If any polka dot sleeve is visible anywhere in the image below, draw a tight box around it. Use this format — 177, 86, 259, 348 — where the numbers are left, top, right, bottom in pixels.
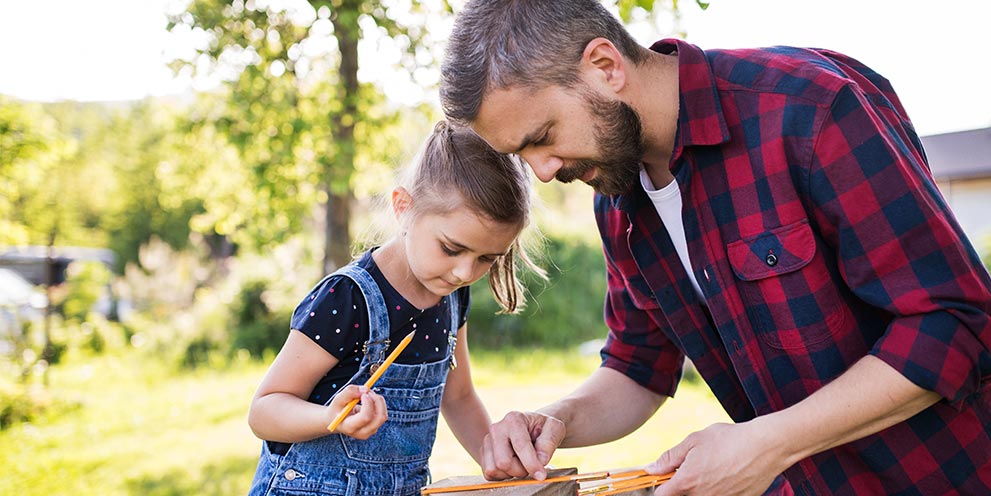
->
289, 274, 368, 361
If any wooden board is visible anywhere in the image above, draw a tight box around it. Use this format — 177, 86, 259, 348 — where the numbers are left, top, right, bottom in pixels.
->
423, 468, 579, 496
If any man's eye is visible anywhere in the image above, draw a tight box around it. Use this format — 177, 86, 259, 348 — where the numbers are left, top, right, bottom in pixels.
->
533, 133, 549, 146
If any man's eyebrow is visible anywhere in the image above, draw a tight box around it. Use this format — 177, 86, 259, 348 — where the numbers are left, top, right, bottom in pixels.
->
512, 126, 544, 154
513, 133, 534, 154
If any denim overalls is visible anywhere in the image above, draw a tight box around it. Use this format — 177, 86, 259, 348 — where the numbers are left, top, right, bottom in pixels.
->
249, 263, 460, 496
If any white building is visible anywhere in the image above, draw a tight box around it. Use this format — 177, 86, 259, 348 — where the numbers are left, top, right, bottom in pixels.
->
921, 127, 991, 254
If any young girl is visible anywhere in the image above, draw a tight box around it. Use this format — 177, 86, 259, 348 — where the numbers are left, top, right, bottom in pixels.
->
247, 121, 542, 496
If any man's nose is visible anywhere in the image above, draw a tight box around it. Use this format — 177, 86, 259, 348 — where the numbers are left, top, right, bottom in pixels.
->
519, 151, 563, 183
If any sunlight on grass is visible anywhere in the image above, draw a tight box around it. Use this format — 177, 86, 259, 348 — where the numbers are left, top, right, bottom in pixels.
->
432, 351, 729, 480
0, 350, 265, 495
0, 347, 727, 494
469, 347, 604, 386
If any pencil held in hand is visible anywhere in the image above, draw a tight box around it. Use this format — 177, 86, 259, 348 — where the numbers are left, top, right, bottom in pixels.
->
327, 330, 416, 432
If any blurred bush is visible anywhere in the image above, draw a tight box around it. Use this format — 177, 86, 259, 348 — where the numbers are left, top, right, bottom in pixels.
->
228, 278, 293, 359
60, 260, 112, 323
1, 229, 613, 382
469, 234, 608, 349
0, 377, 79, 431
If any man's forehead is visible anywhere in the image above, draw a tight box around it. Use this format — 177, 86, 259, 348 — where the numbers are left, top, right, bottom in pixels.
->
472, 86, 547, 153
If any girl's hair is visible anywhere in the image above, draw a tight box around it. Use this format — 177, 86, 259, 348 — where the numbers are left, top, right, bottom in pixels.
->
402, 120, 544, 314
441, 0, 648, 124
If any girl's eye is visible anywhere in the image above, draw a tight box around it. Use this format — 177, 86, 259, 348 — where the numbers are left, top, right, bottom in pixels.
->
479, 256, 498, 265
441, 244, 460, 256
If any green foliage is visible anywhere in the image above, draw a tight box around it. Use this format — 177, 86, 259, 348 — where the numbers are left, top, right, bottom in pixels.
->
1, 97, 205, 270
981, 234, 991, 275
0, 380, 76, 431
229, 279, 293, 359
60, 261, 112, 323
0, 97, 75, 246
616, 0, 709, 20
163, 0, 498, 269
98, 102, 206, 272
0, 351, 264, 495
113, 235, 235, 369
469, 234, 608, 349
109, 234, 323, 367
0, 97, 49, 244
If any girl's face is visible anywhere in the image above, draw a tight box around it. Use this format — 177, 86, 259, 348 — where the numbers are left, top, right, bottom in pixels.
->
400, 205, 520, 302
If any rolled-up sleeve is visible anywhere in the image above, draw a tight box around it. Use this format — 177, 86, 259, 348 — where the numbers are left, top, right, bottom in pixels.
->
808, 83, 991, 403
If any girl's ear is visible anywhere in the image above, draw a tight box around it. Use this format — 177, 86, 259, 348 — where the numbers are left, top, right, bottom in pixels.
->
391, 187, 413, 218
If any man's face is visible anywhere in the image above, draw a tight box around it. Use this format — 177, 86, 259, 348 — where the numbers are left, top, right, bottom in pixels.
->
564, 88, 644, 195
472, 83, 645, 196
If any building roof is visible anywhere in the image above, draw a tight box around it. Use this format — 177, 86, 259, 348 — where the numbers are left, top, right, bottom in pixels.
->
0, 246, 115, 266
921, 127, 991, 181
0, 246, 116, 285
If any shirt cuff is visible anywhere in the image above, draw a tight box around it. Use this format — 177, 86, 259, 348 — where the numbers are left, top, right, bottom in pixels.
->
872, 316, 986, 406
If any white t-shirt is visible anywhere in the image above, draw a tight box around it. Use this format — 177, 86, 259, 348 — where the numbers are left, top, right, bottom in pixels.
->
639, 168, 704, 300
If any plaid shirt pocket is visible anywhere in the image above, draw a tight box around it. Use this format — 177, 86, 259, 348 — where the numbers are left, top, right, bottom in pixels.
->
727, 219, 852, 352
727, 220, 815, 281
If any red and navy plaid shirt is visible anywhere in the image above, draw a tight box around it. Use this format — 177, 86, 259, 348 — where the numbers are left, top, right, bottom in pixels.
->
596, 39, 991, 495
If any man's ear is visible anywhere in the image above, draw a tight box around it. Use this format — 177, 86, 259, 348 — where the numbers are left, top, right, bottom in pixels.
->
580, 37, 627, 93
391, 186, 413, 218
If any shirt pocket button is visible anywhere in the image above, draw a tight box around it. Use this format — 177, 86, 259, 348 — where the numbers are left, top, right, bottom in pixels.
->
765, 253, 778, 266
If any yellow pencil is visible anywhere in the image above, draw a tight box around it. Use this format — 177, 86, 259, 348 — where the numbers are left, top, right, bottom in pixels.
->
327, 330, 416, 432
420, 471, 611, 494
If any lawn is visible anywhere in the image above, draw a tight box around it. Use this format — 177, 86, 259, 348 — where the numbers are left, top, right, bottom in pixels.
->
0, 347, 729, 495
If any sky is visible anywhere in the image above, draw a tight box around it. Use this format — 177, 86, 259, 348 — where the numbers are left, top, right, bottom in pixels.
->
0, 0, 988, 137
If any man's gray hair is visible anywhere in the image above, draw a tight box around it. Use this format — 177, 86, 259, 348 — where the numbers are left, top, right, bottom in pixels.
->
440, 0, 647, 124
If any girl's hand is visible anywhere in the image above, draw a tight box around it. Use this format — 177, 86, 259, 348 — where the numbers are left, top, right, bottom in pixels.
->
328, 385, 388, 439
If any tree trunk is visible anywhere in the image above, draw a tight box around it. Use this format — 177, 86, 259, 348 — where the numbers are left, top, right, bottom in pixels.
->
323, 0, 361, 273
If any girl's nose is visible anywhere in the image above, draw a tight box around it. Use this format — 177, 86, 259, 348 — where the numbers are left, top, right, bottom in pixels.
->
451, 258, 476, 284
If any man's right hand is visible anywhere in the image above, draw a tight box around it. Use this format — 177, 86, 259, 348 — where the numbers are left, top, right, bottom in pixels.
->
480, 410, 566, 480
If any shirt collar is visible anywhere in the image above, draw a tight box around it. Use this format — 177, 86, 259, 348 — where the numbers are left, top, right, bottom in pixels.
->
607, 39, 729, 213
652, 38, 730, 150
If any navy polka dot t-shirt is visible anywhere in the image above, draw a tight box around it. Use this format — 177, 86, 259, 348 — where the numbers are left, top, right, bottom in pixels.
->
291, 249, 470, 405
268, 249, 470, 454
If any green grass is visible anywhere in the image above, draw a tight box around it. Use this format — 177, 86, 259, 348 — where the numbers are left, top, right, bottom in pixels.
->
0, 347, 728, 494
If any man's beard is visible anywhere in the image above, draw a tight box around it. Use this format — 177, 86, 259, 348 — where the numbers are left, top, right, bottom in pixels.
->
554, 91, 645, 196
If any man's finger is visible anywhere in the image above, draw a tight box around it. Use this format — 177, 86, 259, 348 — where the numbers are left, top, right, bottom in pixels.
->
531, 417, 563, 467
508, 419, 548, 479
482, 433, 526, 480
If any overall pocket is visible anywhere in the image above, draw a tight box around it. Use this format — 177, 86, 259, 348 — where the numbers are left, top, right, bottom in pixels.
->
340, 384, 443, 464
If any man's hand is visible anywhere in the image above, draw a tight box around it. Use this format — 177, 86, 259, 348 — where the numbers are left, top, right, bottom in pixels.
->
647, 357, 940, 495
480, 411, 566, 481
647, 422, 786, 496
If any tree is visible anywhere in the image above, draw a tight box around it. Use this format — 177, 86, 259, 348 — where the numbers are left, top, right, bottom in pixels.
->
0, 97, 67, 247
97, 101, 209, 271
166, 0, 704, 272
168, 0, 440, 272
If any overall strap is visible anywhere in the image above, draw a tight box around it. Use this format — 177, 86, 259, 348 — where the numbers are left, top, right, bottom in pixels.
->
446, 289, 460, 369
330, 263, 392, 368
447, 290, 460, 340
